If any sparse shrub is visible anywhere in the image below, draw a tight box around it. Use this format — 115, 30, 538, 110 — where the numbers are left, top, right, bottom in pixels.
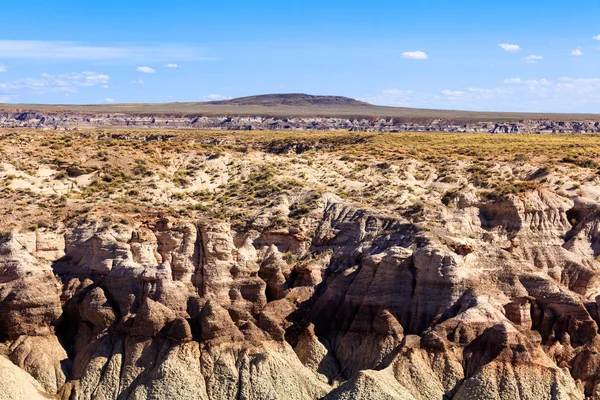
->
442, 189, 461, 206
514, 154, 529, 162
172, 192, 186, 200
481, 181, 539, 201
54, 170, 69, 180
403, 202, 424, 218
289, 203, 311, 218
0, 232, 12, 241
562, 156, 599, 169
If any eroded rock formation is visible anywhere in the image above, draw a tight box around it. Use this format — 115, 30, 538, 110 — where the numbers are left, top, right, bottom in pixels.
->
3, 184, 600, 399
3, 110, 600, 133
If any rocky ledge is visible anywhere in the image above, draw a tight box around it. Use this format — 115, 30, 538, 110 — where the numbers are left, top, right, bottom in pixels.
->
4, 111, 600, 132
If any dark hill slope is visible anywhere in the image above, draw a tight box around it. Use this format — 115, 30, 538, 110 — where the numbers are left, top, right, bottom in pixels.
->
208, 93, 370, 107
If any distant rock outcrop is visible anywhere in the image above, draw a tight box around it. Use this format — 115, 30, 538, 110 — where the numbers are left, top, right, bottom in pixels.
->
3, 110, 600, 132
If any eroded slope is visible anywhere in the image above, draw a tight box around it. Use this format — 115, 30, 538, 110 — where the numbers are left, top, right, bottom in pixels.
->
2, 130, 600, 399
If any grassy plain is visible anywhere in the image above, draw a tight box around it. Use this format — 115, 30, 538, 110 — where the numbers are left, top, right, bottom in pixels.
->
2, 100, 600, 122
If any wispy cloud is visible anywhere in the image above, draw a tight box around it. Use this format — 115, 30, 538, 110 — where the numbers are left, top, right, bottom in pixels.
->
0, 40, 211, 62
0, 65, 6, 72
0, 71, 109, 94
366, 76, 600, 112
401, 51, 428, 60
594, 35, 600, 41
105, 98, 115, 103
441, 89, 467, 96
132, 79, 144, 84
202, 94, 232, 101
361, 89, 414, 106
524, 55, 543, 64
499, 43, 521, 52
571, 48, 583, 56
163, 63, 180, 68
503, 77, 551, 86
555, 77, 600, 92
381, 89, 413, 95
439, 87, 502, 102
136, 66, 155, 74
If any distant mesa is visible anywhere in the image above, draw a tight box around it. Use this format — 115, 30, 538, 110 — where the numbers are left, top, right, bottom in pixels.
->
207, 93, 371, 107
4, 93, 600, 128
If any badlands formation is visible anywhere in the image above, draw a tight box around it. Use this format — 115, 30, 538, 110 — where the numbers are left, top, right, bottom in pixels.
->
3, 128, 600, 399
3, 110, 600, 133
5, 94, 600, 132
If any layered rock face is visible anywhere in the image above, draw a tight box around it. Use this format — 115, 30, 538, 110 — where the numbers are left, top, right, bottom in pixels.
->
4, 186, 600, 399
3, 111, 600, 132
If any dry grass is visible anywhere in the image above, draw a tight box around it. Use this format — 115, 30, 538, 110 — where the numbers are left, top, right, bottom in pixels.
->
1, 129, 599, 232
2, 102, 600, 122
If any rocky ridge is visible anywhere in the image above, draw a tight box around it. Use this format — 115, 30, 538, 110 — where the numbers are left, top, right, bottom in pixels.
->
4, 111, 600, 132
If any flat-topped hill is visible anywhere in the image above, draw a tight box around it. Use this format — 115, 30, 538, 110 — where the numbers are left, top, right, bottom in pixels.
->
208, 93, 370, 107
2, 93, 600, 123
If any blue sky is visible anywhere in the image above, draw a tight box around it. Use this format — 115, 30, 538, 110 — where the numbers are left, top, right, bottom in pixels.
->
1, 0, 600, 112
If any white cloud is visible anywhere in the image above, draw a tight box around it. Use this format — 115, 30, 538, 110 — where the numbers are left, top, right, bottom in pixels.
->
105, 98, 115, 103
401, 51, 428, 60
594, 35, 600, 41
0, 40, 211, 61
102, 84, 109, 89
361, 89, 414, 106
365, 76, 600, 112
0, 71, 109, 94
0, 95, 10, 103
441, 89, 467, 97
571, 49, 583, 56
136, 66, 155, 74
498, 44, 521, 52
382, 89, 413, 95
558, 77, 600, 84
524, 55, 543, 64
467, 87, 494, 94
132, 79, 144, 84
202, 94, 232, 101
503, 77, 551, 86
449, 77, 600, 109
503, 78, 524, 84
163, 63, 180, 68
467, 87, 495, 99
0, 65, 6, 72
555, 77, 600, 92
